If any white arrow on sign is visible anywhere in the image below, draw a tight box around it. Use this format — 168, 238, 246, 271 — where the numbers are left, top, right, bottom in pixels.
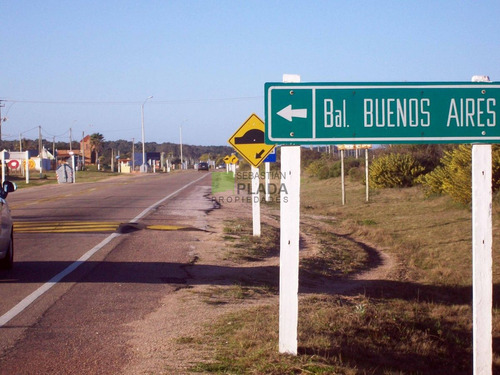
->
277, 105, 308, 122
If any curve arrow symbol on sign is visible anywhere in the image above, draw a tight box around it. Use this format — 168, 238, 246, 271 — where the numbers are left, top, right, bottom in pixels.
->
277, 105, 308, 122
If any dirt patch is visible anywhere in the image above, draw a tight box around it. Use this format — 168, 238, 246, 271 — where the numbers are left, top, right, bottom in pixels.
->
123, 187, 393, 374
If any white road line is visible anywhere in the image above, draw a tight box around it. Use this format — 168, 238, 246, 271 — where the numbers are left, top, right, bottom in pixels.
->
131, 173, 209, 222
0, 173, 210, 327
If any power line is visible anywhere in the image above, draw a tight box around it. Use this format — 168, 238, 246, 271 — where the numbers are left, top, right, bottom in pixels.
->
0, 95, 263, 105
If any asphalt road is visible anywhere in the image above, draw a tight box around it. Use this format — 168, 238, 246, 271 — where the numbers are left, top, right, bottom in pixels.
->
0, 171, 213, 374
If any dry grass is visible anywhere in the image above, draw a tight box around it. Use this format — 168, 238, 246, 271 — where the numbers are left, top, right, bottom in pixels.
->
9, 169, 121, 189
301, 176, 478, 286
186, 174, 500, 374
222, 218, 280, 262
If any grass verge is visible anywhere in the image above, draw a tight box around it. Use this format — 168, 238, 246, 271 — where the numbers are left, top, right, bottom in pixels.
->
7, 169, 121, 189
185, 173, 500, 374
222, 218, 279, 262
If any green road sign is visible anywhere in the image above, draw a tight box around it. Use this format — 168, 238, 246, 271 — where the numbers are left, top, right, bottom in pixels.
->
265, 82, 500, 144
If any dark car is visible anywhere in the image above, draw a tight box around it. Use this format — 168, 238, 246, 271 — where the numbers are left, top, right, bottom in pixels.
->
198, 162, 209, 171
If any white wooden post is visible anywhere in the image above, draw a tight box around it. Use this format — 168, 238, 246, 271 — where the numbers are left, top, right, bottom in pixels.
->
25, 151, 29, 184
341, 149, 346, 205
472, 144, 492, 375
1, 151, 5, 185
365, 149, 369, 202
279, 73, 301, 355
72, 155, 76, 183
279, 145, 301, 354
265, 162, 271, 202
251, 165, 261, 237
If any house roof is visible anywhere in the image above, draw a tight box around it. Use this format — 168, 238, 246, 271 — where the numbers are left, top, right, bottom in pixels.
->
57, 150, 82, 158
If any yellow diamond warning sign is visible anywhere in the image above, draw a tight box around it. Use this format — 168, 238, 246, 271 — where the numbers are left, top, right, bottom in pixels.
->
228, 114, 275, 168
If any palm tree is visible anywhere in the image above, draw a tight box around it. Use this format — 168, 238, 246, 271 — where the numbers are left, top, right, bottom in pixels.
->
89, 133, 104, 169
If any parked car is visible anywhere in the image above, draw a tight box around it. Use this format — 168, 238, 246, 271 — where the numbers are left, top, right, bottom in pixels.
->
198, 162, 209, 171
0, 181, 16, 269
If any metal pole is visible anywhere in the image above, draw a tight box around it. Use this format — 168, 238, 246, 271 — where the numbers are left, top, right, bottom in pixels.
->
141, 104, 145, 171
39, 126, 43, 178
180, 126, 183, 170
132, 138, 135, 172
141, 96, 153, 173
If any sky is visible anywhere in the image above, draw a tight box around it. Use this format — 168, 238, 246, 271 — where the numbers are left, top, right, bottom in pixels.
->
1, 1, 499, 147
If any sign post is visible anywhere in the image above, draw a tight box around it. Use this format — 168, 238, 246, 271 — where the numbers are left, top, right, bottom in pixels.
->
365, 148, 369, 202
229, 114, 274, 237
472, 144, 492, 375
1, 151, 6, 185
251, 165, 261, 237
278, 74, 301, 355
223, 155, 231, 174
263, 148, 277, 202
229, 155, 238, 175
337, 144, 372, 204
25, 151, 30, 184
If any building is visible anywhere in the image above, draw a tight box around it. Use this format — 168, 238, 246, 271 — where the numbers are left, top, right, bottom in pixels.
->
81, 135, 92, 164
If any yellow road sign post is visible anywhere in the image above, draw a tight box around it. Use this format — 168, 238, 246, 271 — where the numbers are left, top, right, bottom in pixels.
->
228, 114, 275, 238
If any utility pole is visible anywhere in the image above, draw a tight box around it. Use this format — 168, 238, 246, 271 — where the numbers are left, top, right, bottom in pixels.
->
180, 126, 183, 169
80, 131, 85, 171
69, 128, 72, 152
38, 126, 43, 178
132, 138, 135, 172
141, 96, 153, 173
53, 136, 56, 169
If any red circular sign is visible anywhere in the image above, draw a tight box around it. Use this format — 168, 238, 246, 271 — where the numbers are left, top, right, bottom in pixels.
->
8, 160, 19, 169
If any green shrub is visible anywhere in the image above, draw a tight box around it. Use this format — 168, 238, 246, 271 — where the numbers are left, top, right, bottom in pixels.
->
329, 162, 342, 178
387, 144, 453, 173
418, 145, 500, 205
348, 166, 365, 182
306, 159, 326, 177
369, 153, 425, 188
317, 165, 331, 180
344, 157, 361, 170
418, 145, 472, 204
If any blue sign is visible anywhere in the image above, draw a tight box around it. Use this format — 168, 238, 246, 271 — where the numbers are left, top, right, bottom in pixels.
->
263, 148, 276, 163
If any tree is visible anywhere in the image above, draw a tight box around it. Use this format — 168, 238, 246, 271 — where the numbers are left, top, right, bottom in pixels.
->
89, 133, 104, 167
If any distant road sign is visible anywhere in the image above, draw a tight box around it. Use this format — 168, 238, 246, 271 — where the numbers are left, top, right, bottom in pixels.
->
337, 144, 372, 150
228, 114, 275, 167
265, 82, 500, 145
